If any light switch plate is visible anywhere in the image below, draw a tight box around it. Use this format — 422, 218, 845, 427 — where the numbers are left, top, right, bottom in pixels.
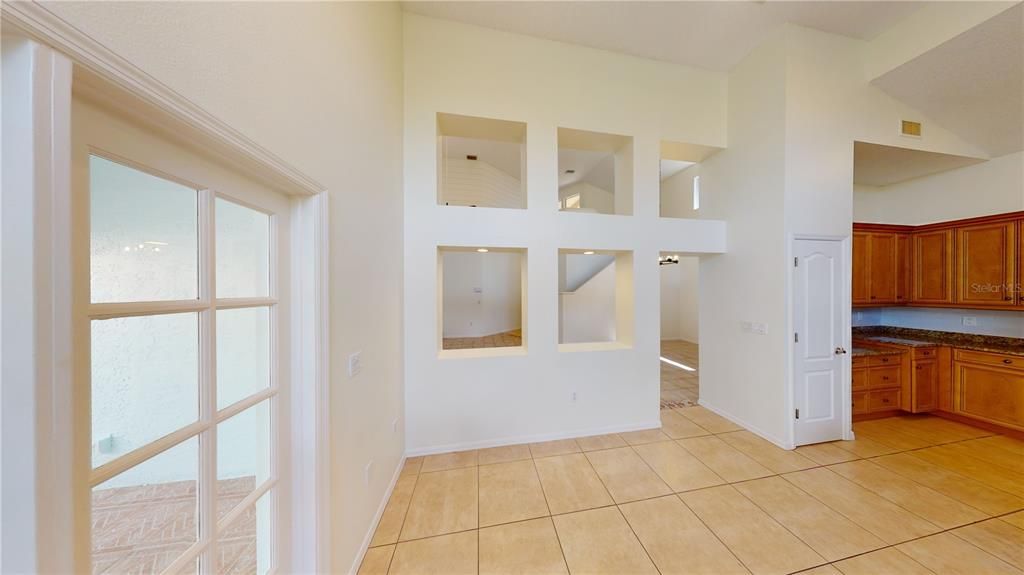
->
348, 351, 363, 377
962, 316, 977, 327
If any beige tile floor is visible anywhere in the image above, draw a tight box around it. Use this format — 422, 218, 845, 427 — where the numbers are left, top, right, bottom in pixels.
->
360, 411, 1024, 575
660, 340, 699, 409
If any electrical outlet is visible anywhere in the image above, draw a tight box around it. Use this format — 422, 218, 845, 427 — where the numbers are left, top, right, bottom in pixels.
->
740, 321, 753, 333
348, 351, 362, 377
364, 461, 373, 486
571, 391, 577, 402
962, 316, 978, 327
751, 322, 768, 335
392, 418, 399, 434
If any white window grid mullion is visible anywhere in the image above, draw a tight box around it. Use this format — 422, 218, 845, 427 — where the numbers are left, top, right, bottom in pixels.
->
268, 211, 281, 572
198, 187, 218, 574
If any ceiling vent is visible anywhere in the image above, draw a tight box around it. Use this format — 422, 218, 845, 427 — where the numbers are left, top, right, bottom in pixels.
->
900, 120, 922, 138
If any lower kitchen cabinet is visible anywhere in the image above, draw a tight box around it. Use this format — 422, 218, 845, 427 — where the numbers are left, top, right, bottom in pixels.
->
953, 350, 1024, 432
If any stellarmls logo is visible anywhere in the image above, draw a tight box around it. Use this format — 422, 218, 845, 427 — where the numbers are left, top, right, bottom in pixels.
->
970, 282, 1022, 294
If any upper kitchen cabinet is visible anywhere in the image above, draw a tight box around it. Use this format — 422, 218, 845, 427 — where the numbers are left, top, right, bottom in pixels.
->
854, 212, 1023, 311
1018, 219, 1024, 308
912, 229, 955, 305
852, 228, 908, 306
955, 220, 1017, 307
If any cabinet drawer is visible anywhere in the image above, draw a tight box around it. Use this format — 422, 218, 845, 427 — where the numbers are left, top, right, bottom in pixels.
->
852, 356, 868, 368
869, 389, 901, 411
869, 366, 900, 389
852, 391, 868, 415
867, 354, 898, 367
955, 349, 1023, 370
852, 367, 869, 391
914, 347, 939, 360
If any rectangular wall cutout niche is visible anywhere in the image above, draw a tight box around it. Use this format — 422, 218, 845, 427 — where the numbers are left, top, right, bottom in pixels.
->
438, 246, 527, 357
658, 140, 722, 219
437, 113, 527, 209
558, 128, 633, 215
558, 249, 634, 351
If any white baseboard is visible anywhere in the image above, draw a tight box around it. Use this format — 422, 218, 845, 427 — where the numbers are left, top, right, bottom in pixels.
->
347, 455, 406, 575
406, 419, 662, 457
698, 399, 793, 450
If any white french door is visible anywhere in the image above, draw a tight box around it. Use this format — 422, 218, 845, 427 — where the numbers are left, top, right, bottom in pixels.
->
792, 238, 846, 446
72, 99, 290, 574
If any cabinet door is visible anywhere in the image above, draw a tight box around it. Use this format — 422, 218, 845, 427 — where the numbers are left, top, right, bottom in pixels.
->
956, 221, 1016, 307
954, 362, 1024, 431
1017, 220, 1023, 307
896, 233, 911, 304
852, 232, 870, 305
868, 233, 897, 304
913, 229, 954, 304
912, 360, 938, 413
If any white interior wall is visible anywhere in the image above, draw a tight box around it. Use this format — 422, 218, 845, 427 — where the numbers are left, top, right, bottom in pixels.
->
560, 261, 616, 343
44, 3, 406, 571
696, 31, 791, 445
441, 157, 524, 209
659, 259, 699, 343
559, 181, 615, 214
853, 151, 1024, 225
660, 163, 701, 218
403, 14, 727, 454
442, 251, 522, 338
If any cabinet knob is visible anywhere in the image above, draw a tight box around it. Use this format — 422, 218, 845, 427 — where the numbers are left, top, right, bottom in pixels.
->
1004, 359, 1014, 365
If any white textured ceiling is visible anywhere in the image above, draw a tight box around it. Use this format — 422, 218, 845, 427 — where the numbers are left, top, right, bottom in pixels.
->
402, 1, 923, 71
872, 4, 1023, 156
853, 141, 985, 186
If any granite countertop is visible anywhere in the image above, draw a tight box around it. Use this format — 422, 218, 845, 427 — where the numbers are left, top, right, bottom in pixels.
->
851, 346, 903, 357
853, 326, 1024, 357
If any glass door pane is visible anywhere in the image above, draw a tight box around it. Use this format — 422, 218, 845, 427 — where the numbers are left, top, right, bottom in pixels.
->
91, 313, 199, 468
90, 156, 199, 303
216, 307, 271, 409
215, 198, 270, 299
91, 438, 199, 574
216, 400, 272, 518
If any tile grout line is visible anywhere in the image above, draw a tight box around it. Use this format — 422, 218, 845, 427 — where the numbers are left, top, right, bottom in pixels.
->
527, 457, 571, 575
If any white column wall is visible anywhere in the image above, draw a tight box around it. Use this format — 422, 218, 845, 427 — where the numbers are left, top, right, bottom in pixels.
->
403, 14, 728, 453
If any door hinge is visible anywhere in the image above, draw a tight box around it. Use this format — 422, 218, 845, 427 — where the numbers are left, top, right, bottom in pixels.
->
794, 257, 798, 267
795, 408, 800, 419
794, 332, 799, 343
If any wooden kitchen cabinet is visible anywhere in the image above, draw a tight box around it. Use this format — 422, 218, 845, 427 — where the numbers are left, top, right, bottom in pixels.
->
913, 229, 955, 304
911, 359, 939, 412
956, 221, 1017, 307
953, 350, 1024, 432
896, 233, 912, 303
1017, 219, 1024, 307
852, 231, 898, 305
851, 352, 903, 416
852, 232, 870, 305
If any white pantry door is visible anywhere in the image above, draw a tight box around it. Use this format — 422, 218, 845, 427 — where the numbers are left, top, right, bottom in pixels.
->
792, 238, 846, 446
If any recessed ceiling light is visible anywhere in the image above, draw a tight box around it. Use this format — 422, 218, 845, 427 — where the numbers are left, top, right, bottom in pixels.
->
583, 251, 595, 255
476, 248, 489, 253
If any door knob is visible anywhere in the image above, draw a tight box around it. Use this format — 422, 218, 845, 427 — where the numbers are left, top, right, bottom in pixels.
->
835, 347, 848, 355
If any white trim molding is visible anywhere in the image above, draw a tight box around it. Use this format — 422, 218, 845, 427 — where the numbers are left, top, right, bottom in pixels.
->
0, 1, 327, 198
1, 36, 75, 574
290, 191, 331, 574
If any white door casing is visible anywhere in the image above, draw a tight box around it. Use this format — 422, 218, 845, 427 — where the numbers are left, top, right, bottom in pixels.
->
792, 238, 846, 446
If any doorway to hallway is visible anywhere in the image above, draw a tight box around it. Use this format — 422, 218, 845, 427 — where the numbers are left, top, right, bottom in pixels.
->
660, 340, 700, 409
